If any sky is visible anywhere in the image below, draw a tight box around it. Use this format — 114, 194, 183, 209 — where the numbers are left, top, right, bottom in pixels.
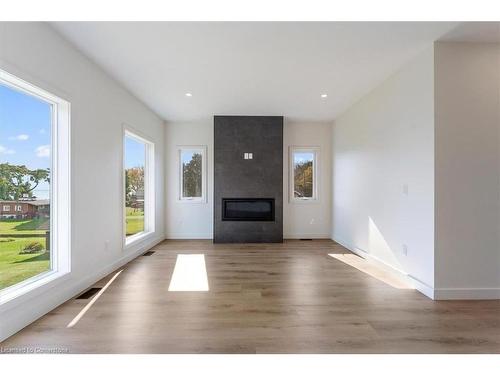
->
181, 150, 198, 165
294, 152, 314, 165
124, 136, 145, 169
0, 83, 51, 200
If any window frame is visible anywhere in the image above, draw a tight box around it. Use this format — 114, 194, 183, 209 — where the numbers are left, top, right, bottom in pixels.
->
123, 126, 156, 249
289, 146, 320, 203
177, 145, 207, 204
0, 68, 71, 304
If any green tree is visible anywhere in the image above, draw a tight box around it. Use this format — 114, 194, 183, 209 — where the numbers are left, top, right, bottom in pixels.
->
125, 166, 144, 208
0, 163, 50, 201
294, 161, 313, 197
183, 153, 202, 197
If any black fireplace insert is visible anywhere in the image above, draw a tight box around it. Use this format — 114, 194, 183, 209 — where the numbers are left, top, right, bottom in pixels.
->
222, 198, 275, 221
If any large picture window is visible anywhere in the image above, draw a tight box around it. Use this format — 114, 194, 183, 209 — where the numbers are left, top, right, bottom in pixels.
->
178, 146, 206, 202
124, 128, 154, 246
289, 146, 319, 202
0, 69, 70, 299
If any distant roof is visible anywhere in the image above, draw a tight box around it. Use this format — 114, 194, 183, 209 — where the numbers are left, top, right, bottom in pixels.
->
29, 200, 50, 206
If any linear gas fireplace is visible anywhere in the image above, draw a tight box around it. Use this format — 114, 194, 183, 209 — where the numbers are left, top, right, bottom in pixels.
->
222, 198, 275, 221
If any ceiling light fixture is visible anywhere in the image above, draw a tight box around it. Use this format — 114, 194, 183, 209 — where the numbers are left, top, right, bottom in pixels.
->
185, 92, 192, 97
321, 94, 328, 98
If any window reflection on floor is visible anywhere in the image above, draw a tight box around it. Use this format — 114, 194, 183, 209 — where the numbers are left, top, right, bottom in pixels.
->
67, 269, 123, 328
328, 253, 414, 289
168, 254, 209, 292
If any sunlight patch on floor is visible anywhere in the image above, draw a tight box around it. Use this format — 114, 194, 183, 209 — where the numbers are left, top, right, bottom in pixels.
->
168, 254, 209, 292
67, 269, 123, 328
328, 253, 414, 289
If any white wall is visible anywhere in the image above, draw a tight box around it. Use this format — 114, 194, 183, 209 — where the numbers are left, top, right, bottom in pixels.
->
165, 120, 214, 239
284, 121, 332, 238
332, 47, 435, 295
434, 42, 500, 298
0, 22, 165, 341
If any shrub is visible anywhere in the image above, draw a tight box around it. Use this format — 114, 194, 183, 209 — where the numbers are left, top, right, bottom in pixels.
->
20, 241, 45, 254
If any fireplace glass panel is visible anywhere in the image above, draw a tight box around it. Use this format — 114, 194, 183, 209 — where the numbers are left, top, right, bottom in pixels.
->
222, 198, 274, 221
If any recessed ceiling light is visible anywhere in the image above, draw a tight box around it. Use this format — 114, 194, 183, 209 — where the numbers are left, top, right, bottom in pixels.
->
321, 94, 328, 98
185, 93, 192, 97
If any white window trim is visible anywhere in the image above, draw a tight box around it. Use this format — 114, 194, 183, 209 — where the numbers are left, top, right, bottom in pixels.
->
289, 146, 320, 203
0, 68, 71, 305
177, 145, 207, 204
123, 125, 156, 249
3, 205, 10, 211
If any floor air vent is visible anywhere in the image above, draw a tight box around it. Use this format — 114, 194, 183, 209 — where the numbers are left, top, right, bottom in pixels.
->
300, 238, 313, 241
143, 251, 155, 256
76, 287, 101, 299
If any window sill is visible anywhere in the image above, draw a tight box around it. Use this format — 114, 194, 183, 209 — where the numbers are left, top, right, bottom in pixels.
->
0, 269, 70, 307
124, 231, 155, 250
178, 198, 207, 204
290, 198, 320, 204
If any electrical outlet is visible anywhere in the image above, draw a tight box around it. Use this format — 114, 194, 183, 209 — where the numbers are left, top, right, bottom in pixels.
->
402, 244, 408, 256
310, 218, 315, 225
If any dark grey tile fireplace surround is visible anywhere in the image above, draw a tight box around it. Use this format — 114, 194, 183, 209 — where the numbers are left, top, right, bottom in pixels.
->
214, 116, 283, 243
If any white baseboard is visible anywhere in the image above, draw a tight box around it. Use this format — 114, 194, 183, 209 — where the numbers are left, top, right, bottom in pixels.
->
0, 235, 165, 342
165, 233, 213, 239
284, 233, 331, 239
408, 275, 435, 299
331, 235, 435, 300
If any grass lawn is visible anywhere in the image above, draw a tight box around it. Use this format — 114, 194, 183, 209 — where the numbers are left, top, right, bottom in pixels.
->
0, 218, 50, 290
0, 217, 49, 235
125, 207, 144, 236
0, 237, 50, 290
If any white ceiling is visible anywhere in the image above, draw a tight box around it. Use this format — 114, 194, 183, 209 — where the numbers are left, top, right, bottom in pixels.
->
52, 22, 464, 122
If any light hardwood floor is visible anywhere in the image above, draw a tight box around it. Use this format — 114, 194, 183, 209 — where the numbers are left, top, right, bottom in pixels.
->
2, 240, 500, 353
